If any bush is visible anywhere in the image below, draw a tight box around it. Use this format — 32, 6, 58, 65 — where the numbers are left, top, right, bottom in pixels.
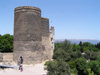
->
46, 40, 100, 75
53, 48, 71, 62
45, 60, 71, 75
0, 34, 13, 52
88, 61, 100, 75
75, 58, 88, 75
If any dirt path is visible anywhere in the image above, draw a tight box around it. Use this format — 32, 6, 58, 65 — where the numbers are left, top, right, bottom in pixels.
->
0, 63, 47, 75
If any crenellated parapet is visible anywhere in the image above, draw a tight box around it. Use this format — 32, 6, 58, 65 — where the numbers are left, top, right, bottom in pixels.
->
15, 6, 41, 15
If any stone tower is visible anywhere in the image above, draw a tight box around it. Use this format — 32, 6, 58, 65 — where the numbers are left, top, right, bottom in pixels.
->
13, 6, 54, 64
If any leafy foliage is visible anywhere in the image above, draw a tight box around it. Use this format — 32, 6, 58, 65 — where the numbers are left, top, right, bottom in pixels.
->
45, 40, 71, 75
87, 68, 94, 75
75, 58, 88, 75
45, 40, 100, 75
45, 60, 70, 75
95, 42, 100, 49
0, 34, 13, 52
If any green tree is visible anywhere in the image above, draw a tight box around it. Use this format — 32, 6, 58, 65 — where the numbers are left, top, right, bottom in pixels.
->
62, 40, 72, 52
70, 51, 82, 60
84, 50, 98, 60
75, 58, 88, 75
82, 42, 99, 52
79, 41, 83, 52
88, 61, 100, 75
45, 60, 71, 75
53, 48, 71, 62
46, 40, 100, 75
95, 42, 100, 49
53, 40, 72, 62
72, 44, 80, 51
0, 34, 13, 52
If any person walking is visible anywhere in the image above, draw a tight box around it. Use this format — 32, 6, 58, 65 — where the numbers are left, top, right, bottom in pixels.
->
18, 56, 23, 72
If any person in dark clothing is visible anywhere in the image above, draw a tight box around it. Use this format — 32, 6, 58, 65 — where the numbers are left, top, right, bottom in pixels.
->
19, 56, 23, 64
18, 56, 23, 72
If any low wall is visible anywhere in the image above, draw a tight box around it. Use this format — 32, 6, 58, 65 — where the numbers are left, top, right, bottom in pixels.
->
0, 53, 13, 62
0, 53, 3, 62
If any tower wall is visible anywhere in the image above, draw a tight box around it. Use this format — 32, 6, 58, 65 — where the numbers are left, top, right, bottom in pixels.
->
14, 6, 42, 41
41, 17, 53, 60
13, 6, 54, 64
41, 17, 49, 36
14, 6, 44, 64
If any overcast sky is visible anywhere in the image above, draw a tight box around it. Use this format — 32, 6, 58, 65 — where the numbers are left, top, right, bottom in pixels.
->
0, 0, 100, 40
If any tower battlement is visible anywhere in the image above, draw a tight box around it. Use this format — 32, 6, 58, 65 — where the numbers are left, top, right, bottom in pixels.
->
15, 6, 41, 14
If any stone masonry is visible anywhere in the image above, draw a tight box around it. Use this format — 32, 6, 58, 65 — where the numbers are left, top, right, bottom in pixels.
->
13, 6, 54, 64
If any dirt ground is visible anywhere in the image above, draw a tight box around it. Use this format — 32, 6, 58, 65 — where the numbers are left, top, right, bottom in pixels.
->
0, 62, 47, 75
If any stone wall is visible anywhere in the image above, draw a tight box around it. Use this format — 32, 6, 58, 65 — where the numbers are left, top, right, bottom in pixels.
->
42, 36, 51, 60
0, 53, 13, 62
0, 53, 3, 62
13, 6, 54, 64
14, 6, 42, 41
41, 17, 49, 36
13, 41, 45, 64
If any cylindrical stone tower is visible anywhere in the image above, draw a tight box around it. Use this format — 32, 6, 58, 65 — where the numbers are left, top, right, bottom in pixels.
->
14, 6, 41, 41
13, 6, 43, 64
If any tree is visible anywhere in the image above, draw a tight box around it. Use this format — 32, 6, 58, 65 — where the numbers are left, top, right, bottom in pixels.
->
46, 40, 100, 75
88, 61, 100, 75
53, 40, 72, 62
95, 42, 100, 49
62, 40, 72, 52
0, 34, 13, 52
45, 60, 71, 75
53, 48, 71, 62
82, 42, 99, 52
79, 41, 83, 52
75, 58, 88, 75
72, 44, 80, 51
70, 51, 82, 60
